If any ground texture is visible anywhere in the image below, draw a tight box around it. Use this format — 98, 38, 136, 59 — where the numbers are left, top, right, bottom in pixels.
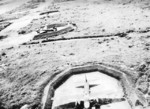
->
1, 0, 150, 109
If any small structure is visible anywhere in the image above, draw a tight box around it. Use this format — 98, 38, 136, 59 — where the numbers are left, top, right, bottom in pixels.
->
33, 23, 76, 40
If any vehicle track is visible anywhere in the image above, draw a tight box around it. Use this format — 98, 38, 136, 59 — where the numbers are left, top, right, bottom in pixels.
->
22, 28, 150, 45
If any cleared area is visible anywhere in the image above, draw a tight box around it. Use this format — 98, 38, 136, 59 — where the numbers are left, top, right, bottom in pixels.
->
52, 71, 131, 109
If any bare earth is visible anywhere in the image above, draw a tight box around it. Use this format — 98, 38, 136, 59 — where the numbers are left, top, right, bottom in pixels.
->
1, 0, 150, 109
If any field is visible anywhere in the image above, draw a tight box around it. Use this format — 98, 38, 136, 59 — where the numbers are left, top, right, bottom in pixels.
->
1, 0, 150, 109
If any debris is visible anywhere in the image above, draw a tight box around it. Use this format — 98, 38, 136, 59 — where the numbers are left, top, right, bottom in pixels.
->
128, 45, 134, 48
136, 74, 149, 95
115, 32, 127, 37
0, 35, 7, 40
69, 53, 75, 55
134, 105, 143, 109
20, 104, 30, 109
0, 22, 11, 31
1, 52, 6, 56
102, 29, 105, 32
138, 62, 148, 73
40, 10, 59, 15
18, 30, 26, 34
137, 82, 149, 94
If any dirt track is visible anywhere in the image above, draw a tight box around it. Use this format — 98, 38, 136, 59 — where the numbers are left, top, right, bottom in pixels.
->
1, 0, 150, 109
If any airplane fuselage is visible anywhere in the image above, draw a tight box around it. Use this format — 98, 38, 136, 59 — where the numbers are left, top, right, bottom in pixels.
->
83, 76, 90, 109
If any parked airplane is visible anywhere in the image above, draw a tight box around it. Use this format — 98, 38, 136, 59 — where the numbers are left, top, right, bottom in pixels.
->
76, 75, 99, 109
52, 75, 125, 109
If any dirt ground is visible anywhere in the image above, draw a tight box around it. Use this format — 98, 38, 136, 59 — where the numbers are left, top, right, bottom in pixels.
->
1, 0, 150, 109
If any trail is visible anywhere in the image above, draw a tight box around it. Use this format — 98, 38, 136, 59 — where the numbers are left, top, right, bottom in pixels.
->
0, 0, 30, 15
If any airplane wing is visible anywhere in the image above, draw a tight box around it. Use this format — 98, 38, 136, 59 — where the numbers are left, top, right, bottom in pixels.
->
87, 97, 125, 108
52, 94, 84, 106
76, 85, 84, 88
89, 84, 99, 88
53, 102, 75, 109
76, 84, 99, 89
54, 101, 84, 109
89, 92, 125, 106
97, 98, 125, 104
53, 98, 125, 109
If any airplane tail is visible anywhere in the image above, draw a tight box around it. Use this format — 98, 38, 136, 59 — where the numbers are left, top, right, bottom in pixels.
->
85, 75, 88, 82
